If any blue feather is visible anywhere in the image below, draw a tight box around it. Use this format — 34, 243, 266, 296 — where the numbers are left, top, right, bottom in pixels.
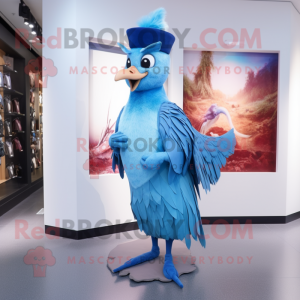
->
111, 107, 125, 178
142, 181, 150, 208
136, 200, 147, 221
156, 200, 164, 219
149, 181, 161, 205
185, 235, 191, 249
137, 8, 168, 30
149, 198, 156, 211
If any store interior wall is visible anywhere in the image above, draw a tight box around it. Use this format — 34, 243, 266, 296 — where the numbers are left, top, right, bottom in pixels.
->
43, 1, 78, 228
286, 6, 300, 215
44, 0, 300, 230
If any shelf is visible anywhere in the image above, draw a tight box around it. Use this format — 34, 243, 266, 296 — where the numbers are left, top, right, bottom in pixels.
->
0, 86, 23, 96
5, 131, 25, 137
3, 175, 17, 179
5, 112, 25, 117
0, 65, 17, 74
0, 178, 11, 185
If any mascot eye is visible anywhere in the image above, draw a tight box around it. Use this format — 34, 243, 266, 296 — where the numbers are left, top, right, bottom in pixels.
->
141, 54, 155, 68
126, 58, 131, 68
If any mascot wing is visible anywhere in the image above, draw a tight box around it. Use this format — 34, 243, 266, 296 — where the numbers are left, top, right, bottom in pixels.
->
159, 102, 236, 197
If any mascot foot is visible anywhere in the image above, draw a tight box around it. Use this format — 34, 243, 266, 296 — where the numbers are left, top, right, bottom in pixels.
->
163, 254, 183, 288
113, 246, 160, 273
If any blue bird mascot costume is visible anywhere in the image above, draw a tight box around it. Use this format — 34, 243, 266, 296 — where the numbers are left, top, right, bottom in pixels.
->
109, 8, 236, 288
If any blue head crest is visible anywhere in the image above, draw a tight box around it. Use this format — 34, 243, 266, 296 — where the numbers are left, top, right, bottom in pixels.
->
115, 8, 175, 92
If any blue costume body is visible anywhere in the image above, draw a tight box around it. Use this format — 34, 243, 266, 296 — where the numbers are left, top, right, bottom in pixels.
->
109, 8, 235, 288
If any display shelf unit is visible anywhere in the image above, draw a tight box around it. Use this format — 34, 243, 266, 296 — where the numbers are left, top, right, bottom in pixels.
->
0, 39, 28, 186
0, 16, 43, 217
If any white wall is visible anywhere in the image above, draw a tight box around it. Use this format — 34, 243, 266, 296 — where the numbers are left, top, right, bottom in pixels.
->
286, 6, 300, 215
43, 0, 78, 228
44, 0, 300, 230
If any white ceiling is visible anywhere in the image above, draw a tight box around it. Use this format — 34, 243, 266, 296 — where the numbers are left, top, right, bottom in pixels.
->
0, 0, 300, 57
0, 0, 42, 55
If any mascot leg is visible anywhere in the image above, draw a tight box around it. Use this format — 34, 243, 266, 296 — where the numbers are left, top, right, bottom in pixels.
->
163, 239, 184, 288
113, 236, 160, 272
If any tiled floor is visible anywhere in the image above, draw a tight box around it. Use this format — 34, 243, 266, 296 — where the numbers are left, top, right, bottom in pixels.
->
0, 188, 300, 300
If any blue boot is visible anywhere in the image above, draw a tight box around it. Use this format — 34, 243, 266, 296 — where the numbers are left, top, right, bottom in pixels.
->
113, 236, 160, 273
163, 239, 183, 288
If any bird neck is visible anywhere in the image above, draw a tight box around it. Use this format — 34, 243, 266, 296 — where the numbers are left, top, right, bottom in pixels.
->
128, 86, 168, 108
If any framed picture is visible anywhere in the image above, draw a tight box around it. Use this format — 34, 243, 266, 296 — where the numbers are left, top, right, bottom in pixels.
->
183, 50, 278, 172
89, 40, 129, 175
